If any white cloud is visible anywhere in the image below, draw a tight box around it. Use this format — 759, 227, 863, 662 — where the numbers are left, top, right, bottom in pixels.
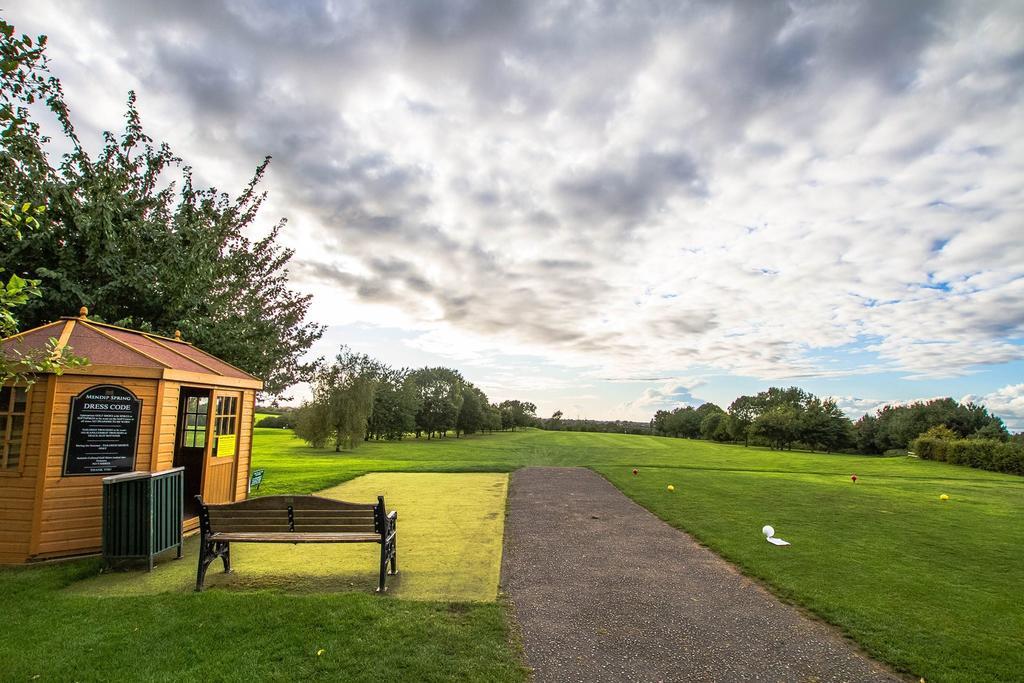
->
962, 384, 1024, 432
616, 378, 709, 421
9, 0, 1024, 394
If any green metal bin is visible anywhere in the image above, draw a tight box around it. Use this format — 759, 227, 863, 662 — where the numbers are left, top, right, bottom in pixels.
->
102, 467, 184, 570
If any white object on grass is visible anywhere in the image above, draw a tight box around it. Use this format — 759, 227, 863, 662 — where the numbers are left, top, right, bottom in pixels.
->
762, 524, 790, 546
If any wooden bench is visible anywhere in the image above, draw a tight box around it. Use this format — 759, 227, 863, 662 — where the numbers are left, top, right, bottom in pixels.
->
194, 494, 397, 592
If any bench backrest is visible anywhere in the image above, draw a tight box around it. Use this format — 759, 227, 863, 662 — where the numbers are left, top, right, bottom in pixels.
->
199, 495, 385, 535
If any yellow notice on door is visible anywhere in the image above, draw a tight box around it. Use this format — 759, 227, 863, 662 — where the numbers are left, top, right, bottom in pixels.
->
216, 433, 237, 457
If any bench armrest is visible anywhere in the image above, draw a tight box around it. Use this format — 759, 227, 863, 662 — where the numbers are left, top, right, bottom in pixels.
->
383, 509, 397, 540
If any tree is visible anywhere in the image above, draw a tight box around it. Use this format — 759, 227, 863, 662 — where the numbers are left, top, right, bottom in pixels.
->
456, 383, 490, 436
700, 411, 727, 441
971, 421, 1009, 441
295, 348, 379, 451
293, 401, 331, 449
651, 404, 717, 439
696, 402, 724, 419
853, 413, 880, 453
0, 17, 67, 189
652, 409, 673, 436
799, 398, 852, 452
674, 407, 703, 437
497, 400, 537, 431
409, 367, 464, 438
1, 194, 85, 384
751, 406, 800, 450
853, 398, 1008, 453
727, 395, 758, 446
724, 387, 814, 448
921, 424, 958, 441
325, 349, 378, 450
0, 21, 85, 384
0, 20, 322, 397
366, 367, 419, 440
484, 403, 503, 433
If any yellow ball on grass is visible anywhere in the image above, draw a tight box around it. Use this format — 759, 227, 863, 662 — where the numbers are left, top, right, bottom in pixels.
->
939, 493, 949, 501
667, 484, 675, 492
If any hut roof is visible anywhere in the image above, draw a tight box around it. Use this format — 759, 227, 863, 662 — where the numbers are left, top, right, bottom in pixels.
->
2, 311, 262, 389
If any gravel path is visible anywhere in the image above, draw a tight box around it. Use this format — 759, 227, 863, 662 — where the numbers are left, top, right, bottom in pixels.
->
501, 467, 902, 683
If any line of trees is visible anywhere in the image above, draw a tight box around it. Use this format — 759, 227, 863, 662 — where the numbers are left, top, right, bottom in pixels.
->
291, 347, 536, 450
647, 386, 1010, 455
540, 411, 653, 435
852, 397, 1008, 453
651, 387, 852, 452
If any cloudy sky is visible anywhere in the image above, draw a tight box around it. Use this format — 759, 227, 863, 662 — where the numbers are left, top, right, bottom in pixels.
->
11, 1, 1024, 428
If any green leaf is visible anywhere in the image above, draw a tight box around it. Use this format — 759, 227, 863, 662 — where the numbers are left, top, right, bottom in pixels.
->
6, 273, 27, 291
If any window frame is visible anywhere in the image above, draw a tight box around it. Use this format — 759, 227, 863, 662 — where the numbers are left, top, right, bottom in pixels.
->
213, 394, 240, 458
0, 384, 30, 475
180, 394, 210, 449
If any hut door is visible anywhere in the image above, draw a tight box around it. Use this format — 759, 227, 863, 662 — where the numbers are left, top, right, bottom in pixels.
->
174, 388, 211, 518
202, 390, 240, 505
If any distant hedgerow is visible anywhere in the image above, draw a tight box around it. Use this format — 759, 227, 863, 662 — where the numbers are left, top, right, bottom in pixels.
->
256, 414, 296, 429
912, 437, 1023, 476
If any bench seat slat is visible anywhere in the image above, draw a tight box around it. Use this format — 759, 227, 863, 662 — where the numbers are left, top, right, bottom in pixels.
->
209, 531, 381, 543
208, 519, 292, 526
208, 524, 294, 533
209, 512, 373, 521
293, 517, 375, 525
292, 524, 377, 533
208, 509, 290, 519
292, 511, 375, 519
289, 498, 377, 511
210, 525, 376, 533
207, 514, 288, 523
205, 495, 376, 512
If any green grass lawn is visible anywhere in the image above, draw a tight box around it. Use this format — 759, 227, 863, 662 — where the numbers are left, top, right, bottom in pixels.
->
2, 561, 523, 682
3, 428, 1021, 682
247, 428, 1024, 683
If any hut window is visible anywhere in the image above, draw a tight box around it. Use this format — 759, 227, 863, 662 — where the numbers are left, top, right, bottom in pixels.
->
1, 386, 28, 470
213, 395, 239, 457
181, 395, 209, 448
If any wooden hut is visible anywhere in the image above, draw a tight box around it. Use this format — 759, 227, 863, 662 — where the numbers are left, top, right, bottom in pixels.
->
0, 309, 263, 564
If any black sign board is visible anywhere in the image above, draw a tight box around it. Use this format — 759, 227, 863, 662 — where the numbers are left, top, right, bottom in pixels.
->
63, 384, 142, 476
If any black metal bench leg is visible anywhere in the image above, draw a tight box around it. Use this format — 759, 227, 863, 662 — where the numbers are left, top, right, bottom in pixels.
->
196, 543, 213, 592
389, 537, 397, 575
220, 542, 232, 573
377, 544, 388, 593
